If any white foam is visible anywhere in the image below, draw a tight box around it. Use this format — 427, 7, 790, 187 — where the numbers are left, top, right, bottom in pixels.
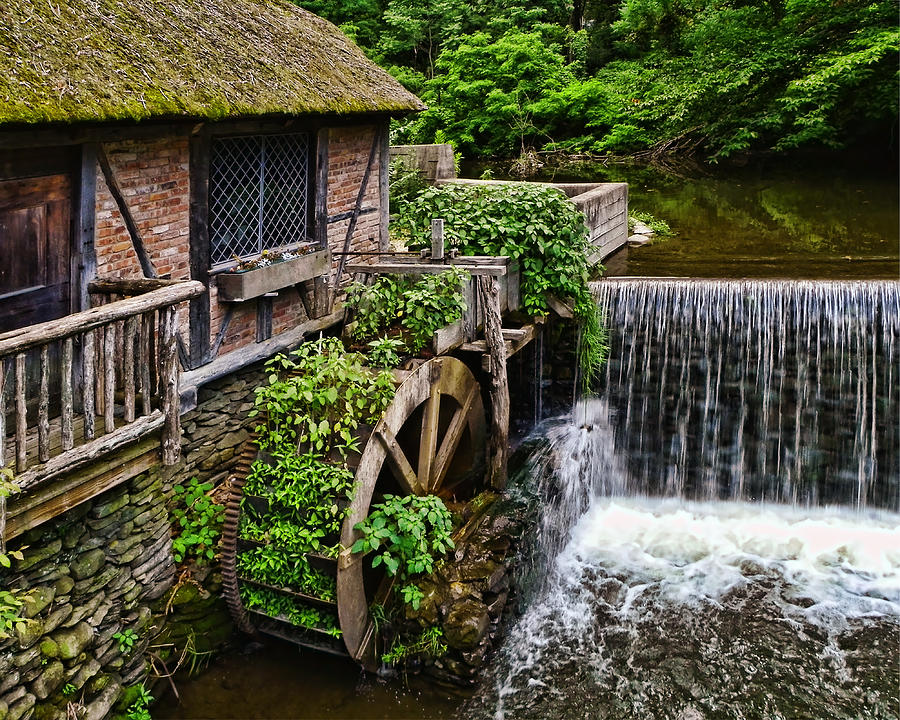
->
559, 498, 900, 618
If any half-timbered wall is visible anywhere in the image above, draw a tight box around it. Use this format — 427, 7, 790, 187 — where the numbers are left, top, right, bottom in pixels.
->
88, 122, 387, 366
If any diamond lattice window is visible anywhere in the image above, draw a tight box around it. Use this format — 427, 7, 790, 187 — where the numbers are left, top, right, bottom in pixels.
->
209, 133, 311, 266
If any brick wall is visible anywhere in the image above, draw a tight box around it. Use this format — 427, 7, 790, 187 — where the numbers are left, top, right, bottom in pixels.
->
92, 123, 386, 361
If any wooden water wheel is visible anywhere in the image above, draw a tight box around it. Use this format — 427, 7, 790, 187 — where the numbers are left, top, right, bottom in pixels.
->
221, 356, 486, 666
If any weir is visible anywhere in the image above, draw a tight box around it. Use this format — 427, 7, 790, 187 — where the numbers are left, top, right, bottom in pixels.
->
592, 278, 900, 510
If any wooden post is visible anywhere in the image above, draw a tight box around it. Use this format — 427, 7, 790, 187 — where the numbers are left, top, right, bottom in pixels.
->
160, 306, 181, 465
104, 324, 116, 433
38, 345, 50, 463
123, 316, 136, 422
83, 330, 96, 441
431, 219, 445, 261
478, 275, 509, 490
15, 353, 26, 473
61, 338, 74, 452
139, 313, 152, 416
0, 359, 6, 468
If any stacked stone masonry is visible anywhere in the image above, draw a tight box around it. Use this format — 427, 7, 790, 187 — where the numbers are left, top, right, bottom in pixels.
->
0, 473, 173, 720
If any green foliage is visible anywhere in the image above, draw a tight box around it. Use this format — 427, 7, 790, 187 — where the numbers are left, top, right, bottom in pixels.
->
377, 0, 896, 158
0, 469, 26, 639
62, 684, 77, 698
367, 336, 406, 368
251, 336, 395, 455
629, 210, 674, 237
346, 268, 468, 353
382, 626, 448, 666
171, 477, 225, 565
352, 494, 454, 609
394, 182, 607, 388
240, 585, 342, 637
123, 683, 153, 720
113, 628, 139, 654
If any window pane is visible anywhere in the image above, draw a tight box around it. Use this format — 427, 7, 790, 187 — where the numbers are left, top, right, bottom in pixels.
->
209, 136, 262, 265
208, 133, 311, 267
262, 134, 310, 248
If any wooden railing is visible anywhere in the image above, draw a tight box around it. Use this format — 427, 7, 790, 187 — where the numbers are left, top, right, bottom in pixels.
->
0, 280, 205, 488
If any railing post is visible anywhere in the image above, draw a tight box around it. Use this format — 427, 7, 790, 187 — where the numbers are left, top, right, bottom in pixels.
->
160, 306, 181, 465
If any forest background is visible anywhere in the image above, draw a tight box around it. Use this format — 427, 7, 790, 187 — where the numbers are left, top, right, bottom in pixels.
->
296, 0, 897, 162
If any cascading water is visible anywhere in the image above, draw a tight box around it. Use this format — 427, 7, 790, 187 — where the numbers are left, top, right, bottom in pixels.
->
463, 279, 900, 720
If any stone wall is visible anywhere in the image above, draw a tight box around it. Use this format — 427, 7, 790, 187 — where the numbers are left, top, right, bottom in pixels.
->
0, 472, 172, 720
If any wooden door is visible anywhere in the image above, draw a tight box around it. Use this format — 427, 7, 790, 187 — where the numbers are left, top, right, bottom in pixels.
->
0, 174, 73, 334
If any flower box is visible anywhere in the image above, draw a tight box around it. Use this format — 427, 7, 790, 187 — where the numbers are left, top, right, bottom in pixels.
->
216, 248, 331, 302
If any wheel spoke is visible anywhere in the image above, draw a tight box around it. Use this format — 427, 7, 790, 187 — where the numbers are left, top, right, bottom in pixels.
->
417, 384, 441, 493
432, 383, 477, 490
375, 426, 421, 494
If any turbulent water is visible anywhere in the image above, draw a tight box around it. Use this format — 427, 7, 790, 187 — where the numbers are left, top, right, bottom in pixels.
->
464, 280, 900, 720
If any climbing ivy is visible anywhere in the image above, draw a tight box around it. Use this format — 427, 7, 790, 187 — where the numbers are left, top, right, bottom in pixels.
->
395, 182, 608, 391
171, 477, 225, 565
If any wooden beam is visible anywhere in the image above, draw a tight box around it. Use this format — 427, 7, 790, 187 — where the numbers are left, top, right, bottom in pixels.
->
97, 145, 157, 279
378, 122, 390, 252
375, 427, 420, 495
479, 275, 509, 490
75, 143, 98, 313
344, 262, 508, 276
330, 131, 381, 308
4, 438, 159, 540
89, 277, 187, 295
314, 127, 329, 249
15, 411, 164, 490
189, 126, 212, 368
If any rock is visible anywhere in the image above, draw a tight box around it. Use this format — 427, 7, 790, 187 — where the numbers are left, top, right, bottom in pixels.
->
486, 591, 508, 619
81, 677, 121, 720
628, 234, 653, 247
52, 623, 93, 660
15, 621, 44, 651
41, 605, 72, 635
632, 221, 655, 235
12, 647, 40, 668
22, 588, 55, 619
30, 661, 64, 700
16, 541, 62, 572
37, 640, 58, 660
67, 659, 100, 690
5, 693, 34, 720
70, 550, 105, 581
0, 671, 20, 695
443, 599, 489, 651
52, 577, 74, 598
0, 699, 6, 720
90, 493, 130, 520
64, 592, 106, 627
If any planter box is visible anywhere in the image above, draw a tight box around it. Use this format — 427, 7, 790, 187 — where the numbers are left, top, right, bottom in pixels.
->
216, 249, 331, 302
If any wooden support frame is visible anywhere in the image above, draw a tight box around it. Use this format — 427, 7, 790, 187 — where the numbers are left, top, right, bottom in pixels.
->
479, 275, 509, 490
189, 125, 213, 368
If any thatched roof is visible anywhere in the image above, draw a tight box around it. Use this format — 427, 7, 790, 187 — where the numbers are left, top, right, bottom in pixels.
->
0, 0, 425, 125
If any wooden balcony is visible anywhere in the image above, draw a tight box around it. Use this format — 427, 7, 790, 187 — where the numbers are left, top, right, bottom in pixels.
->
1, 279, 205, 538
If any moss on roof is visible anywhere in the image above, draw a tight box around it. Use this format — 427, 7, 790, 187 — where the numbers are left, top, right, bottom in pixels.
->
0, 0, 425, 125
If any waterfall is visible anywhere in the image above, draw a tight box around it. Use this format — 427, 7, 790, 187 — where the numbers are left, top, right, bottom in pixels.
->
592, 278, 900, 511
463, 278, 900, 720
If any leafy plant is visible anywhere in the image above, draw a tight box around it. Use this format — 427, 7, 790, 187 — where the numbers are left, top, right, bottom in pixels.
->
123, 683, 153, 720
396, 182, 608, 390
352, 494, 454, 610
0, 469, 26, 639
367, 335, 406, 368
62, 684, 77, 697
239, 585, 342, 637
382, 626, 448, 666
114, 628, 138, 654
629, 210, 674, 237
251, 336, 395, 455
346, 268, 468, 353
171, 477, 225, 565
